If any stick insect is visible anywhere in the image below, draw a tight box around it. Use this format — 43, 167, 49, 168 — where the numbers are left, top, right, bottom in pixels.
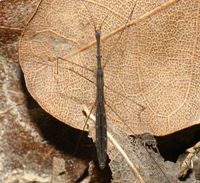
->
78, 0, 140, 169
67, 0, 139, 170
94, 26, 107, 169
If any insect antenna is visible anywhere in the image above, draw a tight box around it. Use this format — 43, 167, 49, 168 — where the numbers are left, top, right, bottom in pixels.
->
102, 0, 138, 69
81, 0, 97, 30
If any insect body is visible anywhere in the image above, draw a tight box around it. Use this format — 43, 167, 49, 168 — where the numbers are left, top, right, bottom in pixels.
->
95, 28, 107, 169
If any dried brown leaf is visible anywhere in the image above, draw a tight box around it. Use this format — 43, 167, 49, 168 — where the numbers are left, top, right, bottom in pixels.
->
19, 0, 200, 137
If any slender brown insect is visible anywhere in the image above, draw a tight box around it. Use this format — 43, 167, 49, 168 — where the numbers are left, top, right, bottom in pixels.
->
79, 0, 139, 169
95, 27, 107, 169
